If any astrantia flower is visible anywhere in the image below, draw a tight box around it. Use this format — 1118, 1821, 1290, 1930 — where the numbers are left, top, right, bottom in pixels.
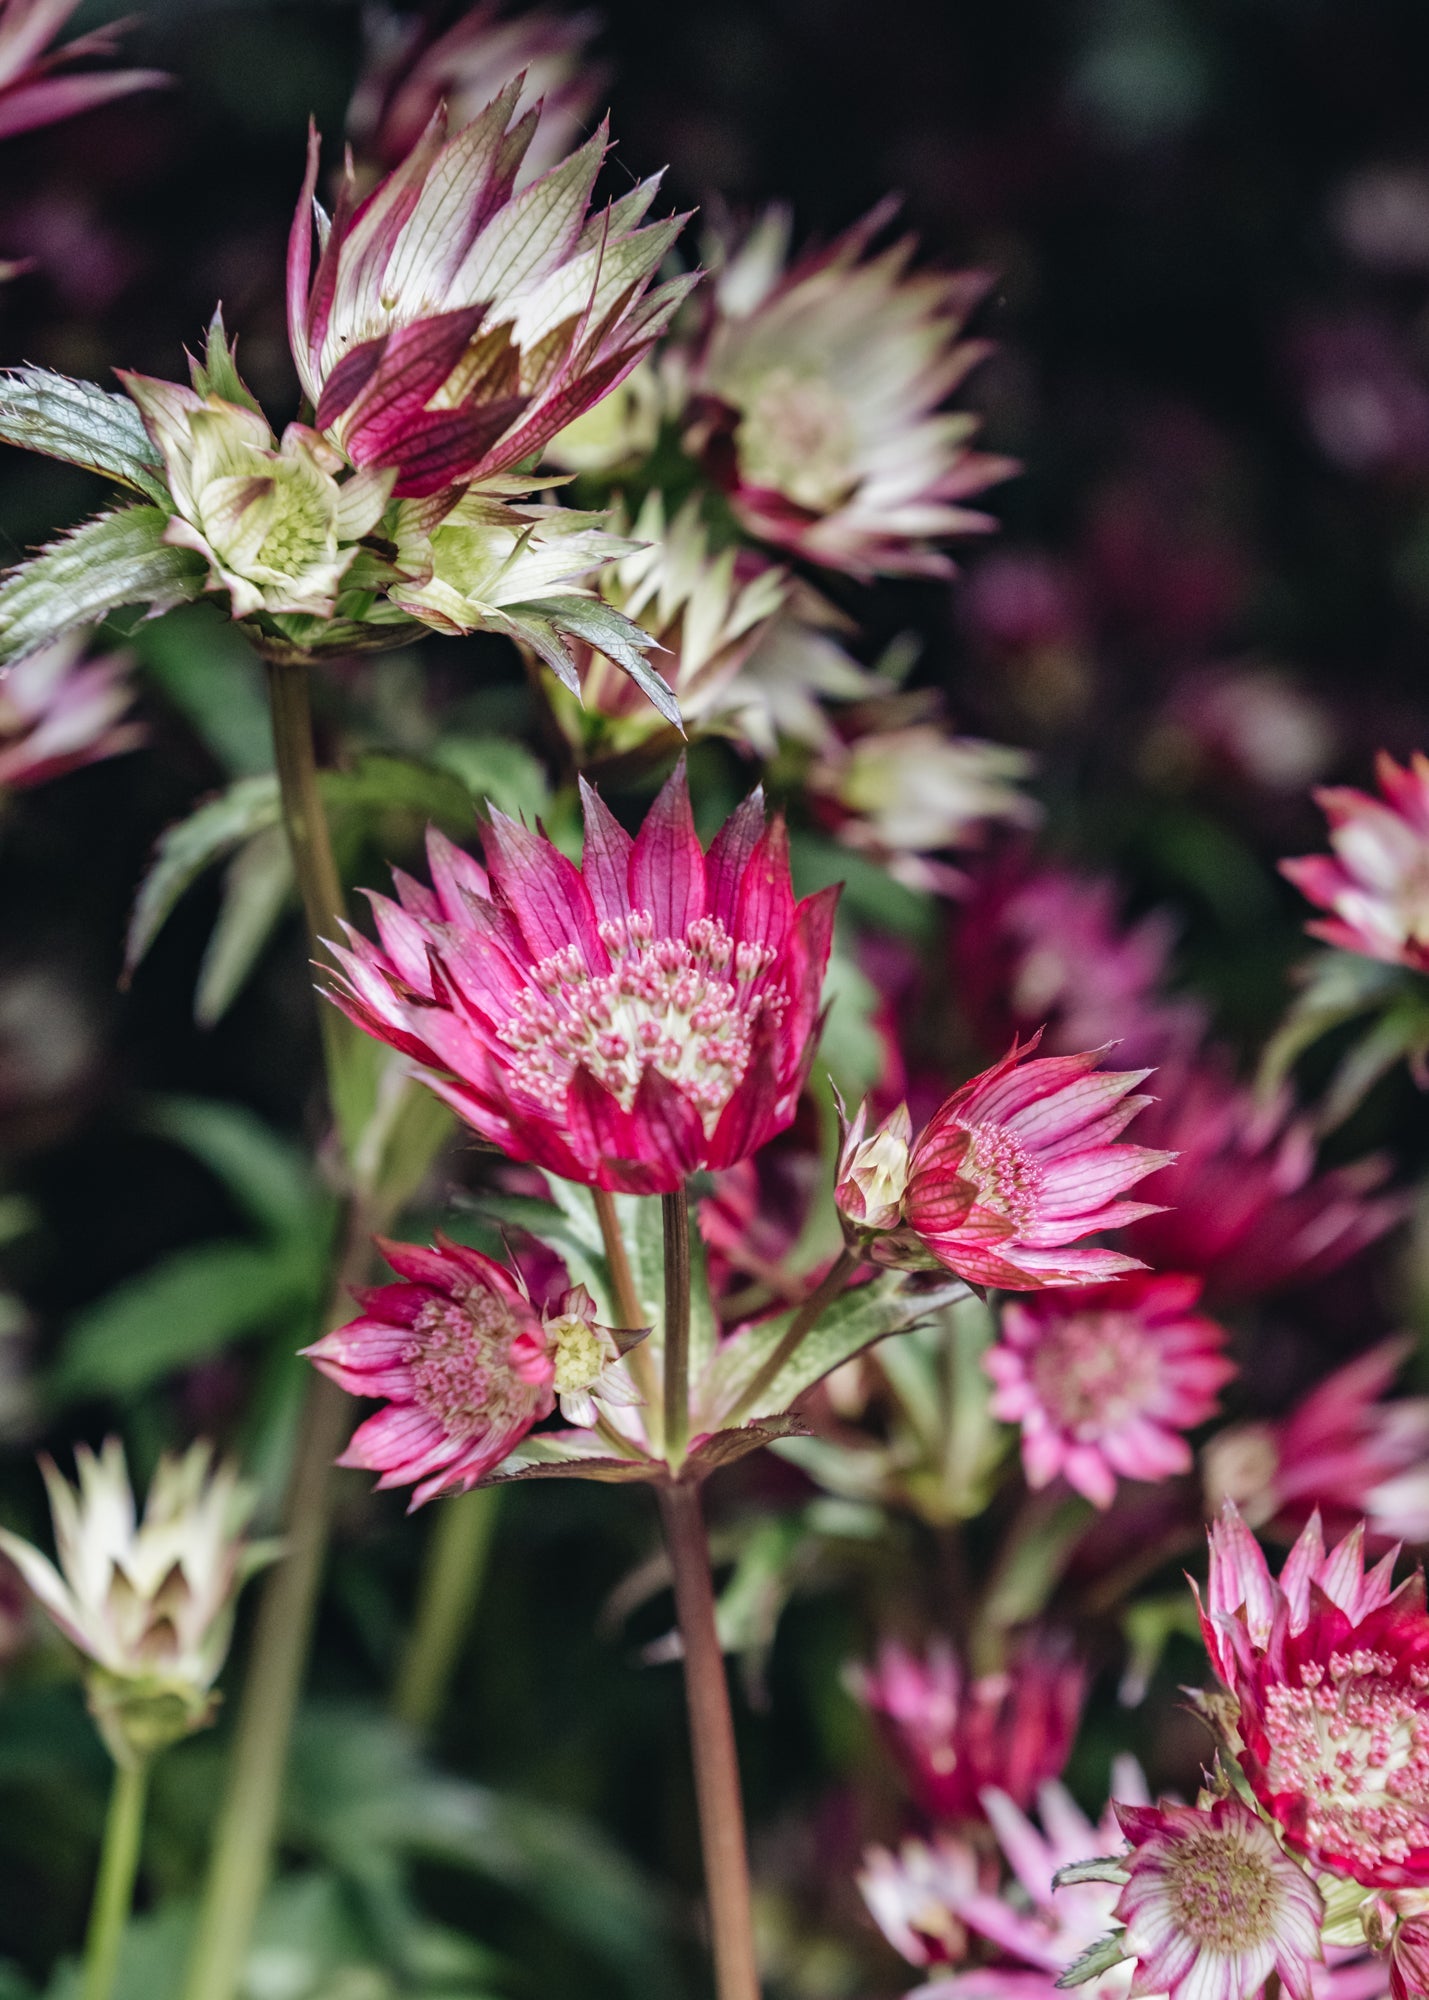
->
852, 1634, 1085, 1824
1281, 753, 1429, 973
0, 1439, 271, 1761
121, 366, 394, 620
987, 1273, 1235, 1509
303, 1235, 606, 1508
0, 631, 141, 789
537, 1282, 641, 1428
0, 0, 165, 146
858, 1835, 979, 1968
1113, 1795, 1324, 2000
1203, 1340, 1429, 1546
1195, 1506, 1429, 1887
690, 204, 1015, 579
327, 762, 837, 1194
288, 86, 694, 500
835, 1039, 1170, 1290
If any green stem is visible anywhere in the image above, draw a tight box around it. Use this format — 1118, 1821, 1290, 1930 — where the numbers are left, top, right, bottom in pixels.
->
392, 1486, 503, 1734
80, 1757, 149, 2000
657, 1483, 760, 2000
725, 1247, 858, 1426
662, 1187, 692, 1470
594, 1186, 644, 1330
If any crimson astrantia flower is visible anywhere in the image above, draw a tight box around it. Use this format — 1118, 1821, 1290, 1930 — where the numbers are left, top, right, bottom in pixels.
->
1195, 1505, 1429, 1888
288, 85, 694, 500
852, 1634, 1084, 1824
836, 1038, 1171, 1290
0, 0, 165, 146
0, 631, 141, 789
1281, 752, 1429, 973
1113, 1795, 1324, 2000
327, 762, 837, 1195
988, 1273, 1235, 1510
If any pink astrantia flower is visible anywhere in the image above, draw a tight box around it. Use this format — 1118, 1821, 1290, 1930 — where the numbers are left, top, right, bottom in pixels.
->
988, 1273, 1235, 1509
689, 204, 1016, 580
1113, 1795, 1324, 2000
1281, 752, 1429, 973
858, 1835, 979, 1968
327, 762, 837, 1195
0, 632, 141, 789
852, 1634, 1085, 1824
0, 0, 165, 145
288, 86, 694, 500
835, 1037, 1171, 1290
1195, 1505, 1429, 1887
304, 1238, 635, 1508
1204, 1339, 1429, 1546
1387, 1911, 1429, 2000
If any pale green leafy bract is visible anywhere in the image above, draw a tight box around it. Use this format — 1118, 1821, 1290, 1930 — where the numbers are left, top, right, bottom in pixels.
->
0, 506, 205, 663
0, 368, 170, 504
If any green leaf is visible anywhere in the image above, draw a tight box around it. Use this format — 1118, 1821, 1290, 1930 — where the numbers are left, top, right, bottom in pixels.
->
429, 735, 550, 821
519, 595, 682, 730
0, 507, 205, 663
0, 368, 170, 504
123, 774, 281, 984
486, 1433, 653, 1482
194, 825, 293, 1027
139, 1095, 321, 1240
1056, 1931, 1130, 1988
322, 753, 480, 835
697, 1271, 967, 1424
131, 603, 273, 776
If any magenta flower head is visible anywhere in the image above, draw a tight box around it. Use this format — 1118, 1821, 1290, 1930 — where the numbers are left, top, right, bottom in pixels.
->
327, 761, 838, 1195
851, 1633, 1085, 1824
0, 632, 141, 790
835, 1037, 1172, 1290
305, 1238, 637, 1508
288, 85, 695, 500
1113, 1794, 1324, 2000
1281, 751, 1429, 973
0, 0, 166, 146
988, 1273, 1235, 1509
1195, 1505, 1429, 1888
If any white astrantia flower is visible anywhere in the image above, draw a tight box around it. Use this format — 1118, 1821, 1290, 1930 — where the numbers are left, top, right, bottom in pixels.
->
540, 1285, 643, 1429
0, 1438, 276, 1762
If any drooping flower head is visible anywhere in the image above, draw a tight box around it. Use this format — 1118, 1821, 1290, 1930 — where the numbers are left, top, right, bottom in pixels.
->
0, 1439, 272, 1762
987, 1273, 1235, 1510
288, 85, 695, 500
1112, 1795, 1325, 2000
1195, 1505, 1429, 1887
852, 1634, 1085, 1825
0, 0, 165, 146
0, 630, 141, 789
327, 762, 837, 1194
1281, 753, 1429, 973
305, 1237, 637, 1508
835, 1038, 1171, 1290
689, 204, 1016, 579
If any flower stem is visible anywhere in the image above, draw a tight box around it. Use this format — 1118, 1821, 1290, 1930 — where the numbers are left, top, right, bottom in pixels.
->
657, 1481, 760, 2000
80, 1756, 149, 2000
392, 1486, 503, 1733
724, 1246, 858, 1425
594, 1187, 644, 1329
663, 1187, 692, 1469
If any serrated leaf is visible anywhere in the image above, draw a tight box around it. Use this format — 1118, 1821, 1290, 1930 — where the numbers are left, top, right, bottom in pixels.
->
485, 1432, 654, 1481
194, 824, 294, 1027
0, 368, 170, 503
698, 1271, 968, 1425
0, 506, 204, 662
1055, 1930, 1130, 1988
124, 774, 281, 983
522, 594, 682, 728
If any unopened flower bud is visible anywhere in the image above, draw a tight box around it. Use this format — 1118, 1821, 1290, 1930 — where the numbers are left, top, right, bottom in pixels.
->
835, 1100, 913, 1235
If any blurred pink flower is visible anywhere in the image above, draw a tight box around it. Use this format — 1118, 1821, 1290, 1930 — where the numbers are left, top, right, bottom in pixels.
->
1114, 1794, 1324, 2000
988, 1272, 1234, 1510
852, 1634, 1085, 1824
1153, 663, 1336, 796
1281, 751, 1429, 973
690, 204, 1015, 579
1196, 1506, 1429, 1888
0, 0, 165, 144
858, 1833, 979, 1968
0, 632, 142, 790
1290, 317, 1429, 477
328, 763, 837, 1195
1388, 1911, 1429, 2000
837, 1038, 1171, 1289
1203, 1339, 1429, 1546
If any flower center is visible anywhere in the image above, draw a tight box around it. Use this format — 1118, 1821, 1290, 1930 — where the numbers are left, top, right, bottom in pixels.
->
403, 1291, 534, 1438
1163, 1829, 1279, 1950
1262, 1650, 1429, 1872
737, 367, 858, 512
547, 1314, 605, 1395
960, 1122, 1044, 1234
1027, 1310, 1161, 1437
498, 912, 782, 1130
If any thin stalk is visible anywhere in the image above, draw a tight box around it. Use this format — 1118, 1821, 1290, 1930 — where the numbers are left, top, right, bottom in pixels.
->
662, 1187, 692, 1469
724, 1247, 858, 1426
392, 1486, 503, 1734
81, 1757, 149, 2000
594, 1187, 657, 1414
657, 1482, 760, 2000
